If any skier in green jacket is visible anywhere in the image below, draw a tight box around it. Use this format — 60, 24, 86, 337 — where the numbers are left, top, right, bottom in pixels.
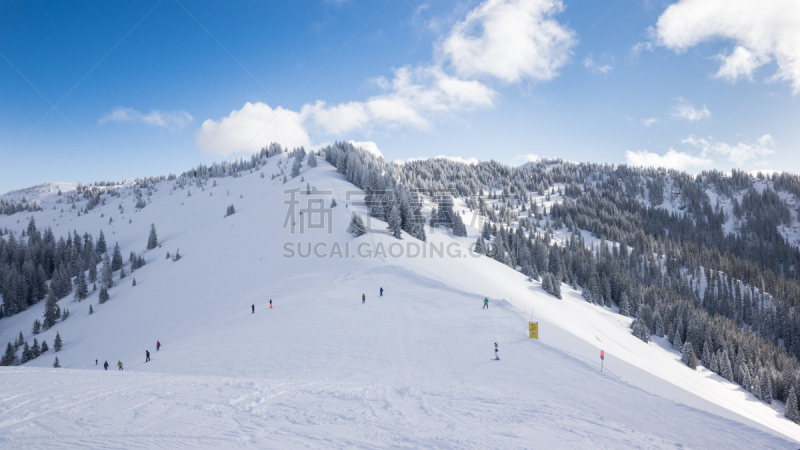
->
117, 360, 124, 370
483, 297, 489, 309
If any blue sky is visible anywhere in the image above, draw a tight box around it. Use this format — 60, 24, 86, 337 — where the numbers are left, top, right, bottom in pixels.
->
0, 0, 798, 193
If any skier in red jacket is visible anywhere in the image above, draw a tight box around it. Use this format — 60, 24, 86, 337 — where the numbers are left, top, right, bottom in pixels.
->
156, 341, 161, 351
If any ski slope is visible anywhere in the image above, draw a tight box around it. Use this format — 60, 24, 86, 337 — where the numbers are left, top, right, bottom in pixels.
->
0, 155, 797, 448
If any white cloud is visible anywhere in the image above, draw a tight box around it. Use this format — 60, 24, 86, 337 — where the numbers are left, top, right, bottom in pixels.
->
195, 102, 312, 157
196, 68, 496, 157
440, 0, 576, 83
410, 3, 443, 34
672, 99, 710, 121
584, 56, 613, 74
523, 153, 539, 162
302, 66, 496, 135
99, 107, 193, 130
511, 153, 540, 165
302, 0, 572, 133
655, 0, 800, 92
348, 140, 382, 159
196, 0, 575, 155
641, 117, 658, 126
682, 134, 777, 166
301, 101, 370, 136
631, 41, 653, 58
716, 45, 770, 81
625, 149, 711, 171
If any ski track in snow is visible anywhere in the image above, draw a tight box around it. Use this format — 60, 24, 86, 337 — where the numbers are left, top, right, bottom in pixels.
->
0, 156, 797, 448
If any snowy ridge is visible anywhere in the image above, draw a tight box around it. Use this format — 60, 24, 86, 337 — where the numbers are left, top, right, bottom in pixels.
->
1, 182, 78, 201
0, 155, 797, 447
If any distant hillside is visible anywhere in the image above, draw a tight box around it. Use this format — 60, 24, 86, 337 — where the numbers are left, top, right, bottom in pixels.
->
1, 144, 800, 446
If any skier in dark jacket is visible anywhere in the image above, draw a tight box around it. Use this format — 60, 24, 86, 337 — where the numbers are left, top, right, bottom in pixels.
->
380, 287, 383, 296
252, 304, 255, 313
146, 350, 150, 362
362, 293, 366, 304
104, 361, 109, 370
270, 299, 273, 309
494, 343, 499, 360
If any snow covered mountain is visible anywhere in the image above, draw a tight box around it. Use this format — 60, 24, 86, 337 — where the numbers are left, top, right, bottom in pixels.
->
0, 150, 799, 448
632, 168, 800, 250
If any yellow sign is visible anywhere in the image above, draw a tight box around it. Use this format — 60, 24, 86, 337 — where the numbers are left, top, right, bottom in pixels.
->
529, 322, 539, 339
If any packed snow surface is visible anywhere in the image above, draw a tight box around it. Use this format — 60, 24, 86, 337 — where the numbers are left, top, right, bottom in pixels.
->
0, 156, 797, 448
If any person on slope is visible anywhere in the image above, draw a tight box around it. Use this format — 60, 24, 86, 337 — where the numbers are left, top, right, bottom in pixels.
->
483, 297, 489, 309
380, 287, 383, 297
104, 361, 109, 370
494, 343, 499, 360
96, 359, 98, 365
270, 299, 273, 309
117, 360, 124, 370
146, 350, 150, 362
362, 293, 366, 304
252, 304, 255, 313
156, 341, 161, 351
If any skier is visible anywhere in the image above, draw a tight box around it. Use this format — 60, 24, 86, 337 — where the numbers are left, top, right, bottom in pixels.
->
494, 343, 499, 360
252, 304, 255, 313
96, 359, 98, 365
362, 293, 366, 304
270, 299, 273, 309
156, 341, 161, 351
483, 297, 489, 309
380, 287, 383, 297
103, 361, 108, 370
117, 360, 124, 370
146, 350, 150, 362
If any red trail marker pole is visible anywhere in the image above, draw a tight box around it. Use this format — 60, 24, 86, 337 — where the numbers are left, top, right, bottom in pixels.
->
600, 350, 605, 372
